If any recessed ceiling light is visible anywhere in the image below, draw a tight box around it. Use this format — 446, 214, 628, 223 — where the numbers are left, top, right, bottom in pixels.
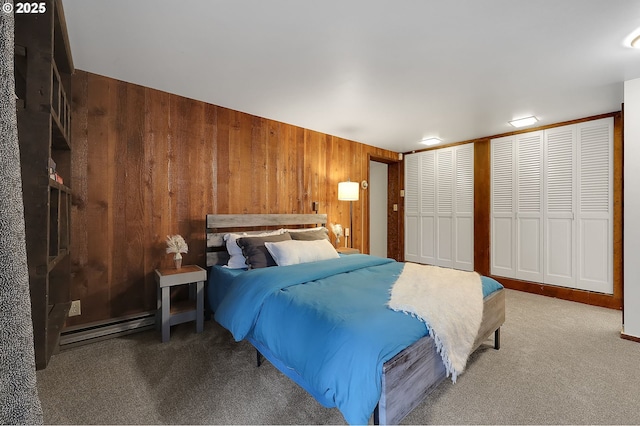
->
625, 29, 640, 48
509, 116, 538, 128
420, 137, 441, 146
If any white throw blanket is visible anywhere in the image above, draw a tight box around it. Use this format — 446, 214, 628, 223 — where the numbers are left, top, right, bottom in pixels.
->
388, 263, 483, 382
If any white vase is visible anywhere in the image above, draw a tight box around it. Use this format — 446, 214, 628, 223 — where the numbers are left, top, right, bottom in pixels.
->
173, 252, 182, 269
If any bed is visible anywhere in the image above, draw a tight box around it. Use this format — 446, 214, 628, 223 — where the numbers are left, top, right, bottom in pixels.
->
206, 214, 505, 425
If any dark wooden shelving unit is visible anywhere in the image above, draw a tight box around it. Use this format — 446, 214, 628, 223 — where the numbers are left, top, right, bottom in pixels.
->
15, 0, 74, 369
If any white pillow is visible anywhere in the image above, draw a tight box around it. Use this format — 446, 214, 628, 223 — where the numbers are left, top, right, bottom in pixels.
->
264, 239, 339, 267
223, 230, 282, 269
282, 226, 326, 233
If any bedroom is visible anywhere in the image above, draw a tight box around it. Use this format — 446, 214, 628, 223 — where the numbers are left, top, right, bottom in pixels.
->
2, 0, 640, 424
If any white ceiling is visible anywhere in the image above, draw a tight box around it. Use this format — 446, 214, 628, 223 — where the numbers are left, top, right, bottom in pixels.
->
62, 0, 640, 153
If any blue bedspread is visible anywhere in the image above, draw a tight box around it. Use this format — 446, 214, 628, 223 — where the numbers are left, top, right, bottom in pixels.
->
214, 255, 502, 425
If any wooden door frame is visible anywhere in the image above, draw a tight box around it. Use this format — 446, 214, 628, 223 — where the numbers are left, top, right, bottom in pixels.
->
367, 154, 403, 261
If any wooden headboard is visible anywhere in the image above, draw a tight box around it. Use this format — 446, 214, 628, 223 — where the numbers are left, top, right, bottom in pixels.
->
205, 213, 328, 267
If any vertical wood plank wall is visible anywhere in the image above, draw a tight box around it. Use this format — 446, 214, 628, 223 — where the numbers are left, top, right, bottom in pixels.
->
68, 70, 622, 327
69, 71, 399, 326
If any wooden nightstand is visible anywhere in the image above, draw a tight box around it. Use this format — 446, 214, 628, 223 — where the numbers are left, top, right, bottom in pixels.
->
337, 247, 360, 255
155, 265, 206, 343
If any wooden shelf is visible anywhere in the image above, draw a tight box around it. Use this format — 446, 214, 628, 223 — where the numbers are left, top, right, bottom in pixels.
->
16, 0, 73, 370
49, 179, 71, 193
48, 249, 69, 272
51, 114, 70, 150
46, 302, 71, 358
170, 299, 197, 315
51, 59, 71, 148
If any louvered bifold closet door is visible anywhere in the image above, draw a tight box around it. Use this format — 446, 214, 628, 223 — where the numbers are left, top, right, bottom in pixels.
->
515, 131, 544, 282
491, 136, 516, 278
405, 146, 474, 269
419, 151, 437, 265
543, 125, 576, 287
436, 149, 454, 268
576, 117, 613, 294
404, 153, 420, 262
454, 144, 474, 271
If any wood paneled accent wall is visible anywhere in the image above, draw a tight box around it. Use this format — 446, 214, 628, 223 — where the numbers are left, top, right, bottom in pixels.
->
69, 70, 399, 327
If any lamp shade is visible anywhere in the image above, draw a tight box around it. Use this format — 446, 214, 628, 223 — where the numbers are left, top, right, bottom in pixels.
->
338, 181, 359, 201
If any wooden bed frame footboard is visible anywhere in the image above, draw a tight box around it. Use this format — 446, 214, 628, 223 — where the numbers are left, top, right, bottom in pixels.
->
205, 214, 506, 426
375, 288, 505, 425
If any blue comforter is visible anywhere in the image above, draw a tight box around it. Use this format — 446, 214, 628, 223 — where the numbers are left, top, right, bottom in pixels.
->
214, 255, 501, 425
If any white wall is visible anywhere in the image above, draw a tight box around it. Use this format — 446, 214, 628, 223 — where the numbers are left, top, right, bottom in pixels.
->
624, 78, 640, 338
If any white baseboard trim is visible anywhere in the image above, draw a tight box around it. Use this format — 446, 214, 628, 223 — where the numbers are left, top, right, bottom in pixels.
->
59, 311, 156, 350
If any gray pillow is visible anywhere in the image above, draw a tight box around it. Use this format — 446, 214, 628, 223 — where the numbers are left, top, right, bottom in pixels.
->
288, 228, 330, 241
237, 232, 292, 269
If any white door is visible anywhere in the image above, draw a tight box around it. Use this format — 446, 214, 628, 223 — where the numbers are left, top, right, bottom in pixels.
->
419, 151, 437, 264
405, 146, 473, 270
491, 136, 516, 278
515, 131, 544, 282
436, 149, 454, 268
404, 154, 420, 262
369, 161, 388, 258
543, 124, 576, 287
576, 118, 613, 293
454, 144, 474, 271
491, 118, 613, 292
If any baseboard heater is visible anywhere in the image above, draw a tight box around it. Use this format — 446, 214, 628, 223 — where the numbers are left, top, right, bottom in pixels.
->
59, 311, 156, 350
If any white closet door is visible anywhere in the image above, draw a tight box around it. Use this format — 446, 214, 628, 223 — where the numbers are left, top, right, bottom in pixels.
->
419, 151, 436, 264
491, 136, 516, 277
436, 149, 454, 267
515, 131, 544, 282
543, 125, 576, 287
405, 146, 474, 270
454, 144, 474, 271
576, 118, 613, 293
404, 153, 420, 262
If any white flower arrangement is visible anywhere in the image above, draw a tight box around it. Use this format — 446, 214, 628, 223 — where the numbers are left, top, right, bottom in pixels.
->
330, 223, 343, 247
166, 234, 188, 255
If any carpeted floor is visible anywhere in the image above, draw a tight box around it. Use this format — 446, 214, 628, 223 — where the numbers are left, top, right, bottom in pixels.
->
37, 289, 640, 425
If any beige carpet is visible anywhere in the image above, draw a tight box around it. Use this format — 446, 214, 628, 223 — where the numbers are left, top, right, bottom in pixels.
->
37, 289, 640, 425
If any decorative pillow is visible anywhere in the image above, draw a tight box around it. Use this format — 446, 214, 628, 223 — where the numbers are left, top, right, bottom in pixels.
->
286, 227, 330, 241
264, 239, 339, 267
284, 226, 325, 233
223, 230, 282, 269
236, 233, 292, 269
